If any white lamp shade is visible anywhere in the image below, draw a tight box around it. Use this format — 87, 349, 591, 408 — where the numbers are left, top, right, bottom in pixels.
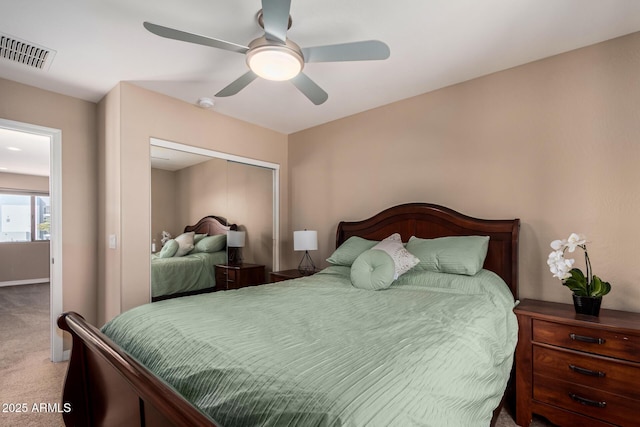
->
227, 230, 246, 248
294, 230, 318, 251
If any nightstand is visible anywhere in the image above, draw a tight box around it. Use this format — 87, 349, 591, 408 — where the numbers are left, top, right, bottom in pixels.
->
269, 269, 318, 283
514, 299, 640, 427
215, 263, 265, 290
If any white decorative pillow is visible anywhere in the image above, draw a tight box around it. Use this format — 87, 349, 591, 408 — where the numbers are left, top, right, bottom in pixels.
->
174, 231, 195, 257
371, 233, 419, 279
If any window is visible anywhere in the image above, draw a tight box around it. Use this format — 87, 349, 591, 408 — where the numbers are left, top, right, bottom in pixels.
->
0, 193, 50, 242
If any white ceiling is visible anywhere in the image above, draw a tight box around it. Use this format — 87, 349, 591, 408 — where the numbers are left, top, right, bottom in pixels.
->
0, 128, 50, 177
150, 145, 213, 171
1, 0, 640, 137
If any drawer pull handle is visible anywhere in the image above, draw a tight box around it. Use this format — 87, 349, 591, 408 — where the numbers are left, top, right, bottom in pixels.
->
569, 393, 607, 408
569, 364, 606, 377
569, 333, 606, 345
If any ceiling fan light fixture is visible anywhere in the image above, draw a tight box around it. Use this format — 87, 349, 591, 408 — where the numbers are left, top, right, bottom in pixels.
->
246, 38, 304, 81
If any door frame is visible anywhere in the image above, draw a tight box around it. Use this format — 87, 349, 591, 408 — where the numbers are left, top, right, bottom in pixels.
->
0, 118, 63, 362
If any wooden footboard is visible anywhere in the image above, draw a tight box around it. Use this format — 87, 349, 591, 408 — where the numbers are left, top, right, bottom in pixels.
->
57, 312, 220, 427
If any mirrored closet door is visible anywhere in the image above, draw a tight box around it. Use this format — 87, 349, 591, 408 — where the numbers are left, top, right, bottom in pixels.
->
149, 138, 279, 302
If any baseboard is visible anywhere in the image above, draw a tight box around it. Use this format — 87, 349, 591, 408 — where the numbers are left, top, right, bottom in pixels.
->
0, 278, 49, 288
63, 349, 71, 361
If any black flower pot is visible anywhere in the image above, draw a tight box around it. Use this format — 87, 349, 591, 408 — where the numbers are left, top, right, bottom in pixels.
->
572, 294, 602, 316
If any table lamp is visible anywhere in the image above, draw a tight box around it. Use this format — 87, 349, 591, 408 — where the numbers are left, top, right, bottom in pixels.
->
227, 230, 245, 265
294, 230, 318, 275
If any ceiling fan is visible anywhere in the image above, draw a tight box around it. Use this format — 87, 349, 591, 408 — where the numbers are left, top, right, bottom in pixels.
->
143, 0, 390, 105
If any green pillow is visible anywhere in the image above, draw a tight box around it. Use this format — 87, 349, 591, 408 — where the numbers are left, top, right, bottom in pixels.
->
350, 249, 396, 290
326, 236, 378, 266
191, 234, 226, 253
193, 233, 208, 244
405, 235, 489, 276
157, 239, 179, 258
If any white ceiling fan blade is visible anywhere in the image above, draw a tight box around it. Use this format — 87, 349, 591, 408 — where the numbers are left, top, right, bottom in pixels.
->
302, 40, 390, 63
143, 22, 249, 54
215, 71, 259, 97
291, 73, 328, 105
261, 0, 291, 43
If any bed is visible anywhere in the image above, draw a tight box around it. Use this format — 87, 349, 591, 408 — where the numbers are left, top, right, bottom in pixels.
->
58, 203, 520, 427
151, 216, 237, 301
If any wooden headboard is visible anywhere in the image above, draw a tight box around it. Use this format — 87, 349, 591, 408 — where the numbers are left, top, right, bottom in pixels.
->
184, 215, 238, 236
336, 203, 520, 299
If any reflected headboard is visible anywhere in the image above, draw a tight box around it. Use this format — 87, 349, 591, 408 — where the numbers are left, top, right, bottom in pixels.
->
336, 203, 520, 299
184, 215, 238, 236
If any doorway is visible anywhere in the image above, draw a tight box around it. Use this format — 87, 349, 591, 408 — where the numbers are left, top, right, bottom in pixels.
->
0, 118, 63, 362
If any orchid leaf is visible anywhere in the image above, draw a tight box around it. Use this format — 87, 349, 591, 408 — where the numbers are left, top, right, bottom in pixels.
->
569, 268, 586, 283
591, 275, 611, 297
563, 268, 588, 296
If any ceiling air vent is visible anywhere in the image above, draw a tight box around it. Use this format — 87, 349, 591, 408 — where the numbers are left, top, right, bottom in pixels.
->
0, 32, 56, 70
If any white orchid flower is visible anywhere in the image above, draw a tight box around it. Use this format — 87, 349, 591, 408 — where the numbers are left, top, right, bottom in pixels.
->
551, 260, 573, 279
550, 239, 566, 250
547, 250, 574, 280
547, 251, 562, 266
565, 233, 587, 252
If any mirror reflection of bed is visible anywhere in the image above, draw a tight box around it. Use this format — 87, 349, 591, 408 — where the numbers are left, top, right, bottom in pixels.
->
150, 142, 275, 301
150, 215, 237, 301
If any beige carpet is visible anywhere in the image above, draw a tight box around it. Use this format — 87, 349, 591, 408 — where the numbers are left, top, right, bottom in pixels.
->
0, 283, 554, 427
0, 283, 67, 427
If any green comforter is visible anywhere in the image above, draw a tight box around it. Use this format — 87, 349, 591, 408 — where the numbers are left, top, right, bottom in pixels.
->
151, 251, 227, 298
103, 266, 518, 426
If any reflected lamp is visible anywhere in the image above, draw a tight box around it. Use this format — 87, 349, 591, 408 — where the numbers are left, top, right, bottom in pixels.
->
227, 230, 246, 265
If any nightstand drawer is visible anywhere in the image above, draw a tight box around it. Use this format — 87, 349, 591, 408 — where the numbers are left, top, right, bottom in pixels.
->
215, 269, 227, 283
534, 374, 638, 426
533, 345, 640, 400
214, 264, 265, 290
532, 319, 640, 362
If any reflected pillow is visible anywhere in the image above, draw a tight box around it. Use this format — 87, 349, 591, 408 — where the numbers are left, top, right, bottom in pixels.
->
193, 233, 208, 244
157, 239, 179, 258
174, 231, 195, 257
350, 249, 395, 290
371, 233, 419, 279
191, 234, 226, 253
405, 235, 489, 276
326, 236, 378, 266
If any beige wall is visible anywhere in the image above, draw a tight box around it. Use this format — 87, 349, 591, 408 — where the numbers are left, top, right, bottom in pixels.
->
174, 157, 228, 234
100, 82, 288, 324
0, 172, 50, 283
0, 78, 98, 327
225, 161, 274, 270
288, 32, 640, 313
0, 172, 48, 192
151, 168, 179, 244
97, 84, 122, 325
0, 242, 49, 283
